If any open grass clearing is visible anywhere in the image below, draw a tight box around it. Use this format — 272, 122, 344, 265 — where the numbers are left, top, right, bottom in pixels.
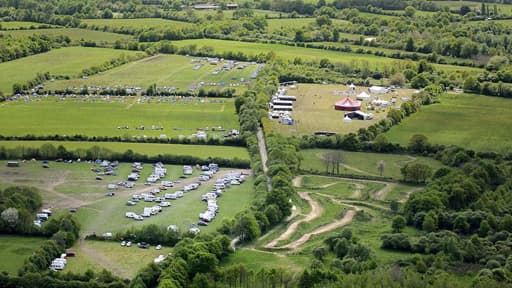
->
0, 47, 143, 94
0, 95, 239, 138
65, 239, 173, 279
385, 93, 512, 153
299, 149, 446, 179
221, 248, 309, 273
264, 84, 412, 136
0, 141, 249, 160
0, 235, 47, 275
170, 39, 482, 75
433, 1, 512, 14
81, 18, 193, 30
266, 18, 350, 34
3, 28, 133, 44
45, 54, 257, 92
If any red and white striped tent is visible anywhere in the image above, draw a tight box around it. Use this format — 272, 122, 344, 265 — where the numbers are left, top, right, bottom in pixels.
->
334, 97, 361, 111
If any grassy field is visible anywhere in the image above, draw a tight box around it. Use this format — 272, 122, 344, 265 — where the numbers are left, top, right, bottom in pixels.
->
0, 96, 239, 138
170, 39, 483, 75
81, 18, 193, 30
0, 235, 47, 275
0, 161, 254, 236
433, 1, 512, 14
0, 21, 58, 29
264, 84, 411, 136
385, 93, 512, 153
44, 54, 258, 92
299, 149, 446, 179
65, 240, 172, 279
266, 18, 350, 34
0, 47, 143, 94
3, 28, 133, 44
0, 141, 249, 160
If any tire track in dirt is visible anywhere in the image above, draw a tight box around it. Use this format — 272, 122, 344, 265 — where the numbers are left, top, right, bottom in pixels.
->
264, 192, 323, 249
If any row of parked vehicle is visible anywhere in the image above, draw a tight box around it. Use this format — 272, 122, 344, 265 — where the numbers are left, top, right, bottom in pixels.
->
49, 253, 68, 271
34, 208, 52, 228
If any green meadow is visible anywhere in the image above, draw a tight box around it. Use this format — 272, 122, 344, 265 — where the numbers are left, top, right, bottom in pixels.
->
299, 149, 445, 179
0, 96, 239, 138
170, 39, 483, 75
0, 235, 47, 275
0, 47, 143, 94
81, 18, 193, 30
0, 141, 249, 160
0, 21, 58, 29
44, 54, 258, 91
385, 93, 512, 153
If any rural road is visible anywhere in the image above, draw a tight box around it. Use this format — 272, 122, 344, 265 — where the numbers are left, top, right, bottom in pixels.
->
257, 127, 272, 192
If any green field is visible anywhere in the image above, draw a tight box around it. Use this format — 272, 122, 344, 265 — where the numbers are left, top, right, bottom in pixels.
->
170, 39, 483, 75
0, 235, 47, 275
266, 18, 350, 34
0, 96, 239, 138
433, 1, 512, 14
299, 149, 446, 179
264, 84, 412, 136
81, 18, 192, 30
385, 93, 512, 153
65, 240, 172, 279
0, 21, 58, 29
3, 28, 132, 44
44, 54, 258, 92
0, 47, 143, 94
0, 141, 249, 160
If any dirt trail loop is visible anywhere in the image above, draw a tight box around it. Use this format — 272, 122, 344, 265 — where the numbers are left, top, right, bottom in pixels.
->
373, 182, 396, 200
280, 210, 357, 249
264, 192, 323, 249
352, 183, 364, 198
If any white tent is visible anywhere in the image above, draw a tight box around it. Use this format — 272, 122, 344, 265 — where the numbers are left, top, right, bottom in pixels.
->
356, 91, 371, 101
343, 116, 352, 123
369, 86, 389, 94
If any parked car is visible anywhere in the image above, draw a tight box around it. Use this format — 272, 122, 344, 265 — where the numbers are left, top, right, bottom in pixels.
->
198, 221, 208, 226
156, 245, 162, 250
121, 241, 126, 246
137, 242, 150, 249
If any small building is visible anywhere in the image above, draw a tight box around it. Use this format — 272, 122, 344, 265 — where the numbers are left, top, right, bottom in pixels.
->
334, 97, 361, 111
6, 161, 19, 167
193, 4, 220, 10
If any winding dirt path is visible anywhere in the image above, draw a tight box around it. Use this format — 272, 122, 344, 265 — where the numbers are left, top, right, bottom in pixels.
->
264, 192, 323, 249
399, 187, 423, 203
373, 182, 396, 200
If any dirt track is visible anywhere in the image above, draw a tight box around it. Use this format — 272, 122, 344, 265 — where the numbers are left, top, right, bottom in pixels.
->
264, 192, 323, 248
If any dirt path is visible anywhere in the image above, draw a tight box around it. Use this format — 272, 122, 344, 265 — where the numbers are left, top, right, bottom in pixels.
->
292, 175, 303, 188
264, 192, 323, 249
230, 236, 240, 251
373, 182, 396, 200
352, 183, 363, 198
257, 127, 271, 191
399, 187, 423, 203
280, 210, 357, 249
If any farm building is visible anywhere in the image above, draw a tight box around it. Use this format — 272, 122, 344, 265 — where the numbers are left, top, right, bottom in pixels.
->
369, 86, 389, 94
334, 97, 361, 111
344, 111, 374, 120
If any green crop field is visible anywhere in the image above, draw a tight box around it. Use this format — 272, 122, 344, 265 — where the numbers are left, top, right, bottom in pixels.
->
81, 18, 193, 30
264, 84, 411, 136
0, 235, 47, 275
299, 149, 446, 179
0, 47, 143, 94
266, 18, 350, 34
433, 1, 512, 14
0, 21, 58, 29
385, 93, 512, 153
3, 28, 133, 44
0, 96, 239, 138
170, 39, 483, 75
44, 54, 258, 92
0, 141, 249, 160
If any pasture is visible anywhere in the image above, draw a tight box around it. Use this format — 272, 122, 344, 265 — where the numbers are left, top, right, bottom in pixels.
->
44, 54, 258, 92
385, 93, 512, 153
433, 1, 512, 14
3, 28, 133, 44
0, 47, 143, 94
299, 149, 445, 179
0, 141, 249, 160
170, 39, 483, 75
0, 235, 47, 275
266, 18, 350, 34
0, 161, 254, 235
65, 240, 173, 279
264, 84, 410, 136
81, 18, 193, 30
0, 96, 239, 138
